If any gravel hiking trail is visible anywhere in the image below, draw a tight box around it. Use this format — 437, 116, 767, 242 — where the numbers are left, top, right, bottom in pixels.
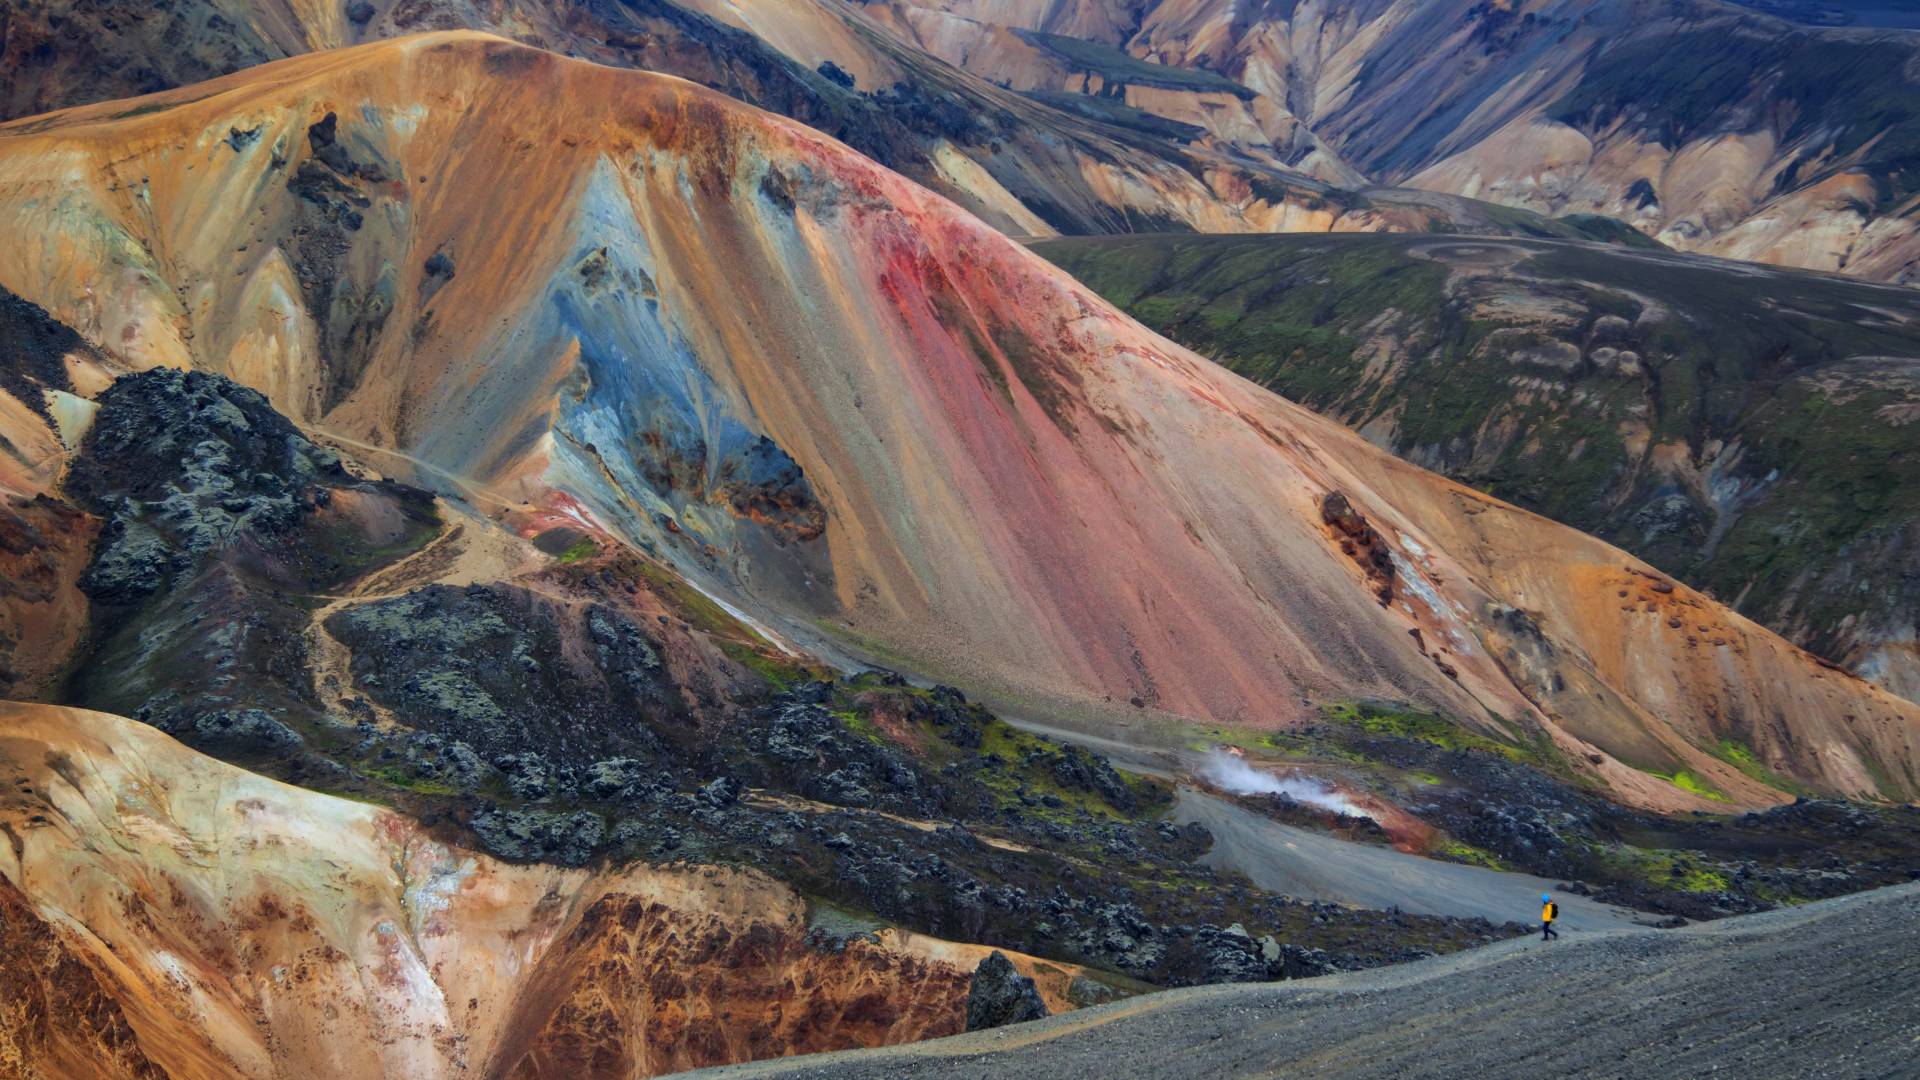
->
675, 880, 1920, 1079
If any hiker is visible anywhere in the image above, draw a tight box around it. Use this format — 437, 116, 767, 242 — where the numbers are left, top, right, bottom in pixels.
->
1541, 893, 1560, 941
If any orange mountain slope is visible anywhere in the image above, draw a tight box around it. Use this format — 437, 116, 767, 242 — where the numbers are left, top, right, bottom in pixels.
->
0, 33, 1914, 808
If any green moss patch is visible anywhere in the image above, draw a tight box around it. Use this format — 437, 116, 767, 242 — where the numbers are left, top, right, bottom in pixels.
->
366, 765, 463, 797
1640, 766, 1732, 803
1595, 843, 1732, 894
717, 639, 821, 692
1324, 702, 1527, 763
1435, 840, 1507, 870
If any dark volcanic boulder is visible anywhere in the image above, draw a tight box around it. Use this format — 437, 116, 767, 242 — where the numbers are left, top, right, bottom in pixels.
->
65, 367, 349, 603
965, 951, 1049, 1032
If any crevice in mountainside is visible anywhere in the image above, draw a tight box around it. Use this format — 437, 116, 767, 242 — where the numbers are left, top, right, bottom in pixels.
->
281, 111, 404, 413
1321, 491, 1396, 608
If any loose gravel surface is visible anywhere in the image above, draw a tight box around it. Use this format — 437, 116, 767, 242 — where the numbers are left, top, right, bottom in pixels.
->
676, 880, 1920, 1079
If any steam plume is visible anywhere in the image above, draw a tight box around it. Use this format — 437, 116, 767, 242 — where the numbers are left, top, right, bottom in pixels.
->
1201, 752, 1369, 818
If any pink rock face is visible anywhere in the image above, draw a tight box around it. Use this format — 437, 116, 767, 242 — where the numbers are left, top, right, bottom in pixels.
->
0, 33, 1914, 811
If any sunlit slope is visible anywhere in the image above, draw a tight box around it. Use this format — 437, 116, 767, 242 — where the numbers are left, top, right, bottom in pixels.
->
0, 34, 1914, 807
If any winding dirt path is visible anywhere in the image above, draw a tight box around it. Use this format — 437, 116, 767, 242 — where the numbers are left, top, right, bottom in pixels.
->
305, 516, 470, 728
1173, 789, 1644, 931
311, 428, 524, 512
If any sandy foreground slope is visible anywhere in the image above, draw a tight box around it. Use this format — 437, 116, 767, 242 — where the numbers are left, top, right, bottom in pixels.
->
0, 700, 1096, 1079
0, 33, 1915, 809
676, 878, 1920, 1080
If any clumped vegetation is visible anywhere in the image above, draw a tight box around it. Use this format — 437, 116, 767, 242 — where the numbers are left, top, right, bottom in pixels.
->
1591, 843, 1732, 895
1012, 30, 1256, 99
1323, 701, 1526, 763
1647, 768, 1731, 803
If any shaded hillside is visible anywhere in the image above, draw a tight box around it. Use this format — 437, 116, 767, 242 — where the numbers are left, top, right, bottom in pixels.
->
1036, 234, 1920, 702
0, 35, 1915, 810
875, 0, 1920, 283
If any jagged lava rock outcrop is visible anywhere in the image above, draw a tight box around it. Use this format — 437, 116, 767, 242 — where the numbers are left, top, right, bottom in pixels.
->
965, 951, 1051, 1032
0, 34, 1915, 808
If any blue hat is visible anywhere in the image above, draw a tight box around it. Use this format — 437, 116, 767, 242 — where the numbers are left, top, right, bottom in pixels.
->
1541, 893, 1551, 902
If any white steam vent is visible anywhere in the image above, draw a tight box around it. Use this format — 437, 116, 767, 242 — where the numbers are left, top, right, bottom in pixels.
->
1200, 751, 1370, 819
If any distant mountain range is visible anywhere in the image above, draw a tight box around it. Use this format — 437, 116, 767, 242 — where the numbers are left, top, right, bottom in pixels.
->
7, 0, 1920, 282
875, 0, 1920, 283
0, 0, 1650, 245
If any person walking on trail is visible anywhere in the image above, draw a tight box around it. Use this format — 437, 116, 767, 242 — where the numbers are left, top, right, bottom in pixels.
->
1540, 893, 1560, 941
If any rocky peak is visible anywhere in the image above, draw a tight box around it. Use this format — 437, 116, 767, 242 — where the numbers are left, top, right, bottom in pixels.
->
965, 951, 1050, 1031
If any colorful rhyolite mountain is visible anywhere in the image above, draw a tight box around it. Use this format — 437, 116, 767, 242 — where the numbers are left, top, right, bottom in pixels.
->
0, 34, 1915, 814
1034, 233, 1920, 703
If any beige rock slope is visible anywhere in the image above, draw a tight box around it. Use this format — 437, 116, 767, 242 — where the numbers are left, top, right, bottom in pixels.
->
0, 700, 1094, 1078
0, 34, 1913, 809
